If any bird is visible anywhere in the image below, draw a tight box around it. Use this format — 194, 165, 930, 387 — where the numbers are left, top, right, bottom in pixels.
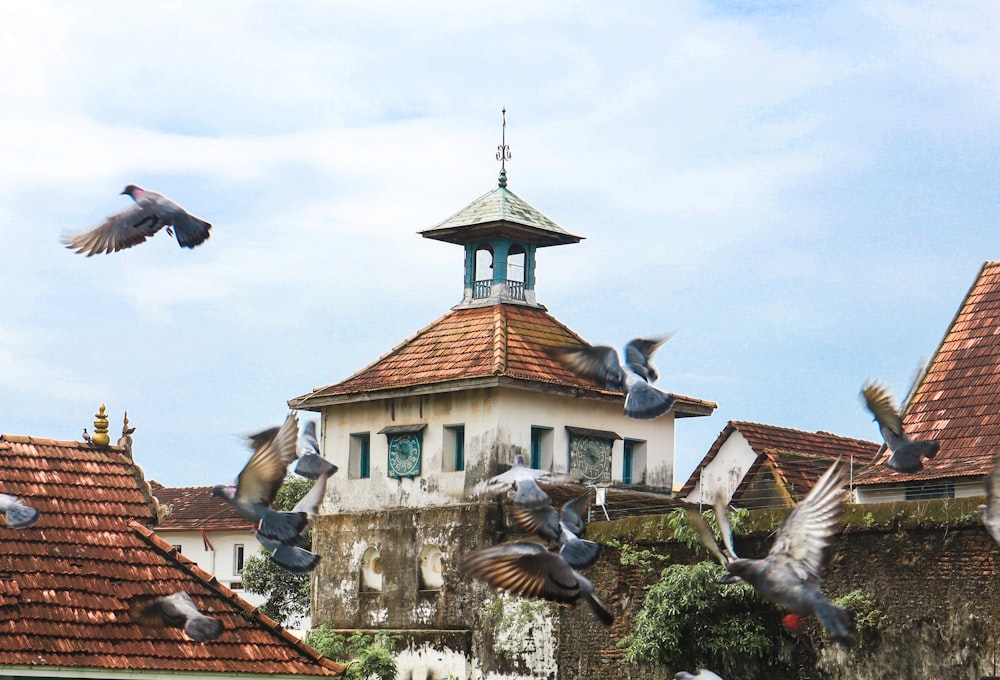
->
255, 450, 338, 574
861, 380, 940, 473
292, 420, 337, 480
0, 493, 40, 529
978, 447, 1000, 547
130, 591, 223, 642
471, 453, 578, 498
507, 478, 602, 570
460, 542, 614, 626
553, 335, 676, 420
82, 428, 92, 444
62, 184, 211, 256
675, 671, 724, 680
212, 414, 307, 544
711, 459, 854, 646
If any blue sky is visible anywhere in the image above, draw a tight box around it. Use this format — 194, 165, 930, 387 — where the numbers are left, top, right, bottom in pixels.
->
2, 1, 998, 487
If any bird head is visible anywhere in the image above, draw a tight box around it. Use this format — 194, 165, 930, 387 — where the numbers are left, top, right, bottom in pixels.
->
120, 184, 144, 198
211, 484, 235, 501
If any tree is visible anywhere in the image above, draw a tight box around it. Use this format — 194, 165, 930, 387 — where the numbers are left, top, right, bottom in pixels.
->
242, 475, 313, 626
304, 622, 399, 680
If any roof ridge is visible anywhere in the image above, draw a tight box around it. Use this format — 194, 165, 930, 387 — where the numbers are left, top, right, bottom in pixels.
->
732, 420, 878, 445
0, 433, 126, 450
492, 304, 507, 374
129, 519, 344, 674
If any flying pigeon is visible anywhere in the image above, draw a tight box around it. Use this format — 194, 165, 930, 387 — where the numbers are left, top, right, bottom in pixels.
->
553, 335, 676, 420
861, 380, 940, 473
293, 420, 337, 480
507, 478, 602, 569
978, 447, 1000, 547
0, 493, 40, 529
471, 454, 578, 498
130, 591, 223, 642
714, 459, 854, 646
675, 671, 724, 680
460, 542, 614, 625
62, 184, 212, 256
255, 451, 338, 574
212, 414, 307, 543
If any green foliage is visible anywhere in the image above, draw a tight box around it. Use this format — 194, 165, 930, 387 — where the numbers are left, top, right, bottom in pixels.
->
667, 506, 750, 557
621, 561, 783, 677
605, 539, 668, 575
304, 623, 399, 680
479, 595, 553, 658
242, 475, 314, 625
835, 589, 887, 639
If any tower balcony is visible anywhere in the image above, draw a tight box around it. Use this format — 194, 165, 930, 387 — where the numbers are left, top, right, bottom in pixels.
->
473, 279, 525, 301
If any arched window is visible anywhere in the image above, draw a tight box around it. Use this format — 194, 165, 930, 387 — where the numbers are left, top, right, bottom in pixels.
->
473, 245, 494, 298
361, 546, 383, 592
506, 244, 526, 300
418, 544, 444, 590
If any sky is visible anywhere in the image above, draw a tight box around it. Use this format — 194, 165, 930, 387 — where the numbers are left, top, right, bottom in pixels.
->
2, 0, 999, 488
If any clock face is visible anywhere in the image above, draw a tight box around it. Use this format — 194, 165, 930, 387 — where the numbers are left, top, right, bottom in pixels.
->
388, 432, 422, 478
571, 435, 611, 483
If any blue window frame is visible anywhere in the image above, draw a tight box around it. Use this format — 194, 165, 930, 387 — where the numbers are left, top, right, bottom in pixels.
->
454, 425, 465, 471
623, 439, 635, 485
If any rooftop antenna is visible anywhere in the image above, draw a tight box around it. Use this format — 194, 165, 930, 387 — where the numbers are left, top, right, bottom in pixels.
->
496, 106, 511, 188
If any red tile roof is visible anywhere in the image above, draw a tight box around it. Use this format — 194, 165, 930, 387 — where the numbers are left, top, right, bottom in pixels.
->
679, 420, 880, 498
856, 261, 1000, 485
150, 482, 254, 532
0, 434, 342, 675
732, 449, 850, 506
290, 303, 716, 418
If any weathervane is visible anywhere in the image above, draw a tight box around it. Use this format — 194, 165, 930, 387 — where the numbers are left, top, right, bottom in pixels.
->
496, 106, 511, 188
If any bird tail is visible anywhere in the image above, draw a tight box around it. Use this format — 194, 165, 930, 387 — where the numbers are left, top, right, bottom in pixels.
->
624, 382, 676, 420
585, 590, 614, 626
3, 501, 40, 529
294, 453, 338, 480
184, 614, 223, 642
814, 599, 855, 647
270, 544, 321, 574
171, 214, 212, 249
257, 509, 308, 543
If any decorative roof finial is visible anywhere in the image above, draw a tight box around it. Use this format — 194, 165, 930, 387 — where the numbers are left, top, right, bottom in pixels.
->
496, 106, 511, 188
92, 403, 111, 447
118, 410, 135, 456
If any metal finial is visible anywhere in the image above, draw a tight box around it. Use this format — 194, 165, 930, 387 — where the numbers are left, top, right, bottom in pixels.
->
496, 106, 511, 188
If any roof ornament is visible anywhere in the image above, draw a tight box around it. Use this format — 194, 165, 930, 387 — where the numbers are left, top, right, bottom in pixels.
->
118, 410, 136, 456
91, 403, 111, 446
496, 106, 511, 188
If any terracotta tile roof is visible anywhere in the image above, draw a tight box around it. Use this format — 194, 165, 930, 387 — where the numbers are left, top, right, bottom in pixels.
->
290, 303, 716, 418
150, 483, 254, 532
732, 449, 849, 507
0, 434, 342, 676
856, 261, 1000, 485
678, 421, 880, 498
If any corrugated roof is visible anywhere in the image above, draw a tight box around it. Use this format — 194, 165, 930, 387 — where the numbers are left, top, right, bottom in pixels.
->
420, 186, 582, 247
150, 482, 254, 532
679, 421, 880, 498
289, 304, 715, 418
856, 261, 1000, 486
0, 434, 341, 676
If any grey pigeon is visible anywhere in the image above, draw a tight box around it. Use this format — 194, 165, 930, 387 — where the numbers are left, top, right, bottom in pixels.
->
255, 451, 337, 574
82, 428, 92, 444
717, 459, 854, 647
675, 671, 724, 680
507, 479, 602, 569
471, 453, 578, 498
130, 591, 223, 642
0, 493, 40, 529
292, 420, 338, 480
62, 184, 211, 256
460, 542, 614, 625
862, 380, 939, 473
212, 414, 306, 543
978, 447, 1000, 546
554, 335, 676, 419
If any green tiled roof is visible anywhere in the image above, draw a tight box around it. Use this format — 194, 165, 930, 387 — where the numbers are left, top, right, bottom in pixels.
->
420, 186, 583, 247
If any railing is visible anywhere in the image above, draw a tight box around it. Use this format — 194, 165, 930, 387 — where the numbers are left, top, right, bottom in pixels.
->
472, 279, 526, 301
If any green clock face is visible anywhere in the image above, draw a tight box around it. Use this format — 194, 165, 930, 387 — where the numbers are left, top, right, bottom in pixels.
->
571, 435, 611, 483
388, 432, 422, 478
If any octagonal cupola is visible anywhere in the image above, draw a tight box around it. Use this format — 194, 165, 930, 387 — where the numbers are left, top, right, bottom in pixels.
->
419, 109, 583, 308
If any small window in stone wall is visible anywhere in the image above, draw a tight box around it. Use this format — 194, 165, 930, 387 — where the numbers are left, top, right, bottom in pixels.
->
418, 544, 444, 590
904, 480, 955, 500
361, 546, 383, 592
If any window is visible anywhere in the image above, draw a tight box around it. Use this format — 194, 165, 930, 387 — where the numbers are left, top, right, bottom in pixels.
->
361, 546, 383, 592
229, 582, 243, 590
349, 433, 371, 479
530, 426, 553, 469
904, 481, 955, 500
234, 544, 245, 574
623, 439, 647, 485
171, 544, 182, 554
442, 425, 465, 472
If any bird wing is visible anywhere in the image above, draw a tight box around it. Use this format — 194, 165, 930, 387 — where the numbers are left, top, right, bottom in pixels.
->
0, 493, 40, 529
623, 334, 671, 382
130, 591, 194, 631
559, 487, 595, 538
767, 458, 848, 584
686, 506, 733, 568
62, 202, 163, 256
235, 414, 300, 507
554, 344, 627, 392
460, 542, 582, 604
861, 381, 907, 449
982, 447, 1000, 543
508, 478, 560, 543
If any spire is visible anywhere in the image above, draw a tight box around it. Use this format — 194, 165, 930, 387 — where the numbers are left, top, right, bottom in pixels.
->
496, 106, 511, 188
